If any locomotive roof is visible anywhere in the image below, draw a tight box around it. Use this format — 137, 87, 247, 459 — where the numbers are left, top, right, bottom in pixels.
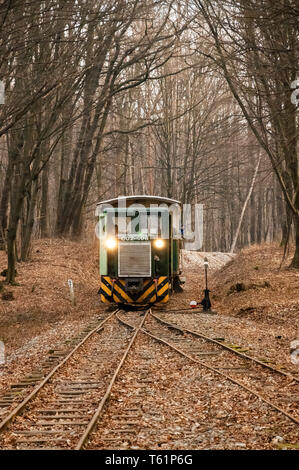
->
97, 195, 181, 207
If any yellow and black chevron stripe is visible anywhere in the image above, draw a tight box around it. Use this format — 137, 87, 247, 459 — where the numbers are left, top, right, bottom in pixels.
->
99, 276, 169, 305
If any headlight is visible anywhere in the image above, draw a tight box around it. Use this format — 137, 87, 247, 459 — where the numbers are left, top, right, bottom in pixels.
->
154, 239, 164, 249
105, 237, 117, 249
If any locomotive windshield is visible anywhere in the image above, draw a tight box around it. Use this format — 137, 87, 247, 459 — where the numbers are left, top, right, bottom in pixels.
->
98, 206, 181, 240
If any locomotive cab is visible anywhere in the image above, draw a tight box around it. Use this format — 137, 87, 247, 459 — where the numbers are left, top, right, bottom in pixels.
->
97, 196, 183, 306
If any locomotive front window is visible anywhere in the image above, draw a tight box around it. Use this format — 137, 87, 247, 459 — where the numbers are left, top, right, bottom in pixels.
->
103, 208, 170, 239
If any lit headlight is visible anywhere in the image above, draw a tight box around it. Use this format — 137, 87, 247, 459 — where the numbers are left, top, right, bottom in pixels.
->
154, 239, 164, 249
105, 237, 117, 249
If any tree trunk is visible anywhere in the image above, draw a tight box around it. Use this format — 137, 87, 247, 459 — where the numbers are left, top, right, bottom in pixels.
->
230, 155, 261, 253
291, 216, 299, 268
6, 227, 17, 284
40, 162, 49, 238
250, 191, 256, 244
21, 178, 39, 261
0, 157, 12, 250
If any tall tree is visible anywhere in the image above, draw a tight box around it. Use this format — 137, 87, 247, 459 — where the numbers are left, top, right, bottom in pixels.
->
193, 0, 299, 266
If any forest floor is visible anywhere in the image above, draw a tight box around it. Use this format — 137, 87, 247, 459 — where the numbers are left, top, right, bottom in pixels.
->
0, 239, 298, 394
0, 238, 104, 394
168, 243, 299, 377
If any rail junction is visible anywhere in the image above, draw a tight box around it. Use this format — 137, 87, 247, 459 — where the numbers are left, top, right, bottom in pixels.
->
0, 308, 298, 450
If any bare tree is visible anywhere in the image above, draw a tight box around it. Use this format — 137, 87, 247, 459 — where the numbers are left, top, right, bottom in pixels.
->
193, 0, 299, 266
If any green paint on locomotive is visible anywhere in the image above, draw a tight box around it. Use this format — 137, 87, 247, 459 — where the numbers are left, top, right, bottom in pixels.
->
96, 196, 183, 303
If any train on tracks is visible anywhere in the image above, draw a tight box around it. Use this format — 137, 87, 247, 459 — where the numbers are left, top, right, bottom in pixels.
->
97, 195, 184, 306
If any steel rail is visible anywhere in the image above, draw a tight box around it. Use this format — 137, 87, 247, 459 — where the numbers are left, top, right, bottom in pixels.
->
141, 316, 299, 427
75, 309, 150, 450
114, 310, 299, 426
115, 311, 136, 330
0, 309, 119, 433
115, 312, 139, 330
152, 307, 204, 314
150, 311, 299, 383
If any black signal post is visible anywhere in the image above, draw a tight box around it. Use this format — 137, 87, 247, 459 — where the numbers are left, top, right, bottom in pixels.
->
201, 257, 211, 312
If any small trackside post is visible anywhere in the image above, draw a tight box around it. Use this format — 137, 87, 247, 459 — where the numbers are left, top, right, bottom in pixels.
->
201, 257, 211, 312
68, 279, 76, 306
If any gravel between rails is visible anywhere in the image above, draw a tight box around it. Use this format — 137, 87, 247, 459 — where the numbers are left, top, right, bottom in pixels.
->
1, 309, 298, 450
157, 310, 299, 378
85, 329, 298, 450
0, 314, 135, 450
147, 313, 299, 422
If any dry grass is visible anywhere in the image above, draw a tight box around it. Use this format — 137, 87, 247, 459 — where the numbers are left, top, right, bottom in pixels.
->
211, 243, 299, 332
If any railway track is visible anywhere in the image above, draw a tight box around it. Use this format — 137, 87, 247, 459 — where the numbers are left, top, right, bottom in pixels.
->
85, 310, 299, 450
0, 312, 114, 420
153, 312, 299, 383
112, 311, 298, 423
146, 312, 299, 422
0, 309, 149, 450
0, 307, 298, 450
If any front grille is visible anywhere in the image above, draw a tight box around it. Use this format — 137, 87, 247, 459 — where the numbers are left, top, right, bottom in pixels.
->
118, 242, 151, 277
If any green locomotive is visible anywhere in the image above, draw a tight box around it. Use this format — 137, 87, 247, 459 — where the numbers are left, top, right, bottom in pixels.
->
96, 195, 184, 305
